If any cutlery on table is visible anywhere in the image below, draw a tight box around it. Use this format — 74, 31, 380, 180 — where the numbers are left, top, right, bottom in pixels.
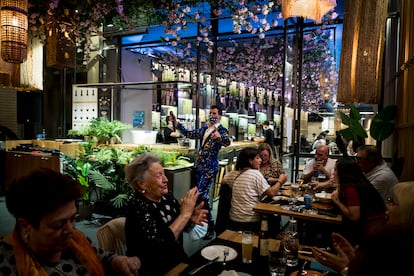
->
222, 247, 229, 266
189, 256, 219, 275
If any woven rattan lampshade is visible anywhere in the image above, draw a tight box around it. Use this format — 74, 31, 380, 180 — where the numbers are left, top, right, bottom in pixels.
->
282, 0, 337, 24
0, 0, 28, 63
336, 0, 388, 104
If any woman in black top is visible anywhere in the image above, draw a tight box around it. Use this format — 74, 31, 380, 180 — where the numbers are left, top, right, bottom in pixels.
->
124, 153, 207, 275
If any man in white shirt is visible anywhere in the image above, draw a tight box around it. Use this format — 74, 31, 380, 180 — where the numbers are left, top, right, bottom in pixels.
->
303, 145, 336, 183
356, 145, 398, 203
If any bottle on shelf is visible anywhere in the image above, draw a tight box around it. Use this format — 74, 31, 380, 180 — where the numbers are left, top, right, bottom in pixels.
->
259, 215, 270, 258
284, 219, 299, 267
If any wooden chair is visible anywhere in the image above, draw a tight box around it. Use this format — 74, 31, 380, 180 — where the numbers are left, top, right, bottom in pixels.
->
96, 217, 126, 255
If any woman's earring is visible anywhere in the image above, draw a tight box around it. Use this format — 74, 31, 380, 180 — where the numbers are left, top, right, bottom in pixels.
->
141, 189, 146, 194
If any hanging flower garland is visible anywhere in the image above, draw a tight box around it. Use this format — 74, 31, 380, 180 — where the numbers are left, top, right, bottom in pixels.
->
29, 0, 127, 64
28, 0, 338, 68
154, 28, 338, 113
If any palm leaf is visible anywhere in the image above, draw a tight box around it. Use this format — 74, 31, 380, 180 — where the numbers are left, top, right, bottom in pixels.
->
111, 193, 129, 208
88, 170, 115, 190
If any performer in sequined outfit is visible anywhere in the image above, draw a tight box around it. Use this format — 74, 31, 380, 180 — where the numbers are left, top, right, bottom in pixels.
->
176, 105, 231, 239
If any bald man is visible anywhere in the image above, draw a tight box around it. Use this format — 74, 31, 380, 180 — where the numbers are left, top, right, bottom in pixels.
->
302, 145, 336, 183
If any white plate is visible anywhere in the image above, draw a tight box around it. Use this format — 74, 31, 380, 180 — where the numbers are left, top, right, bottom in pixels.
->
296, 196, 304, 202
315, 192, 332, 202
201, 245, 238, 262
315, 192, 332, 199
272, 195, 291, 202
218, 271, 252, 276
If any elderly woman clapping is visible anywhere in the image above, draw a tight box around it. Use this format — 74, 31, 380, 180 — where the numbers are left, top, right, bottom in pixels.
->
124, 153, 208, 276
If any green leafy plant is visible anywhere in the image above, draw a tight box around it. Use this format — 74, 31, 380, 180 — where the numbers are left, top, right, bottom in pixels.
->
67, 125, 92, 138
62, 143, 192, 215
339, 104, 398, 153
369, 105, 398, 142
339, 103, 368, 150
62, 154, 115, 204
75, 159, 92, 202
67, 118, 131, 145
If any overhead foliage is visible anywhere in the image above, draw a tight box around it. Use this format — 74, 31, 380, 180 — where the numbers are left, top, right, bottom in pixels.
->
154, 28, 338, 113
28, 0, 339, 65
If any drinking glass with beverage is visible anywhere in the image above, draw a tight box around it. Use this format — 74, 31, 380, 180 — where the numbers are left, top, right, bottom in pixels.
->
242, 231, 254, 263
290, 183, 300, 204
296, 174, 304, 186
284, 220, 299, 267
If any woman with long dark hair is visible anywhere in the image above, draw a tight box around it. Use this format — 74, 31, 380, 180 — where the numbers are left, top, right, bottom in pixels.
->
331, 158, 386, 245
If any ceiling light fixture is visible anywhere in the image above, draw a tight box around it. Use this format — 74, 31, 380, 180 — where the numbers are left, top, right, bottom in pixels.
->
0, 0, 28, 63
282, 0, 337, 24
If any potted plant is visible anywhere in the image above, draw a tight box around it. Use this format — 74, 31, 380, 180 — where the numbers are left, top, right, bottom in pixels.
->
68, 118, 131, 145
62, 141, 193, 218
338, 103, 398, 153
338, 103, 368, 153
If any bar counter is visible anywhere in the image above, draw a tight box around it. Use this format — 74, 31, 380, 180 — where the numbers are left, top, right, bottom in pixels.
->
114, 140, 260, 154
6, 139, 260, 155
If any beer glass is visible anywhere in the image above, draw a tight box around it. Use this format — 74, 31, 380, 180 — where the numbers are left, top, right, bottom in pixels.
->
242, 231, 254, 263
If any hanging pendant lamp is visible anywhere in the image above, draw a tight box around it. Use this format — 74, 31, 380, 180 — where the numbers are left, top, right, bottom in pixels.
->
282, 0, 337, 24
0, 0, 28, 63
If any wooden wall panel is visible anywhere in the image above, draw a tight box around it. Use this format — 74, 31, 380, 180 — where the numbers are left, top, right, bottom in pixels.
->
0, 88, 17, 135
396, 0, 414, 181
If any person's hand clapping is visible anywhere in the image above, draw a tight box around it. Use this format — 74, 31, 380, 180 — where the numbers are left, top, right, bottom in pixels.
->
111, 256, 140, 276
312, 232, 355, 272
190, 201, 208, 225
180, 187, 199, 217
331, 232, 355, 259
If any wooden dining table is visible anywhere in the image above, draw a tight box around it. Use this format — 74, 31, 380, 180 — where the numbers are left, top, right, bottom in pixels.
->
253, 202, 342, 225
165, 229, 319, 276
254, 183, 342, 225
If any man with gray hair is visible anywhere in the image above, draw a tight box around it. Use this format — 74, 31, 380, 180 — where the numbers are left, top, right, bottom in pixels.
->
356, 145, 398, 203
